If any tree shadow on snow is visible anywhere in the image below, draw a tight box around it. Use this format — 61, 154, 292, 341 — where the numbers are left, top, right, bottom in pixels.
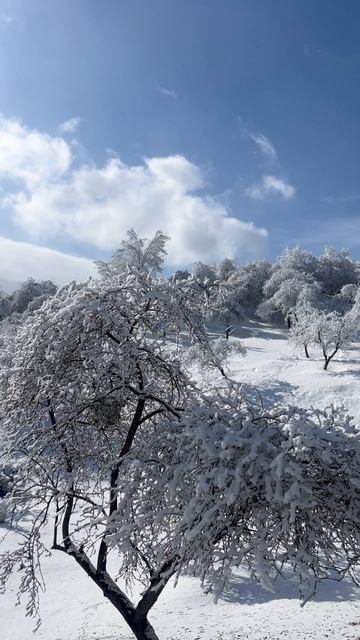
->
245, 328, 288, 342
239, 380, 298, 409
219, 571, 360, 606
234, 322, 288, 342
329, 368, 360, 378
204, 320, 288, 342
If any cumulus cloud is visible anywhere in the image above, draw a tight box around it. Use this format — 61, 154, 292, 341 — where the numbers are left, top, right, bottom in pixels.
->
245, 175, 296, 201
58, 117, 82, 134
0, 116, 268, 267
0, 237, 96, 287
10, 155, 267, 264
0, 116, 71, 188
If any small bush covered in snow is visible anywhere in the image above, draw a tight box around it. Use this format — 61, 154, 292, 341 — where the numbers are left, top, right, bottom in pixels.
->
184, 337, 246, 377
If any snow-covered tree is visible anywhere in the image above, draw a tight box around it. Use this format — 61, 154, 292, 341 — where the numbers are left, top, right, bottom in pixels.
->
227, 259, 271, 312
0, 279, 57, 321
184, 336, 246, 378
288, 304, 314, 358
258, 272, 320, 326
191, 261, 216, 286
2, 329, 360, 640
256, 247, 320, 324
315, 310, 357, 369
314, 246, 359, 296
337, 283, 359, 310
96, 229, 169, 280
189, 262, 242, 334
216, 258, 237, 281
190, 259, 269, 333
290, 305, 357, 370
0, 261, 215, 640
10, 278, 57, 315
257, 245, 360, 324
171, 269, 191, 282
209, 286, 244, 334
278, 246, 317, 274
0, 294, 11, 321
2, 235, 360, 640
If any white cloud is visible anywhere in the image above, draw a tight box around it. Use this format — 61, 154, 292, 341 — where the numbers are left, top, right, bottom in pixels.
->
249, 133, 277, 163
0, 116, 268, 267
238, 119, 296, 201
0, 237, 96, 286
157, 84, 178, 100
245, 175, 296, 201
9, 155, 267, 264
0, 116, 72, 188
238, 119, 278, 165
58, 117, 82, 134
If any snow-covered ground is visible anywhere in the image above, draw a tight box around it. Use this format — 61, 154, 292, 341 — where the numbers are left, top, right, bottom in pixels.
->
2, 321, 360, 640
227, 320, 360, 423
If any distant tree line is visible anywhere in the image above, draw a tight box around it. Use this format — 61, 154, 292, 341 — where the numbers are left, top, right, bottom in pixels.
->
1, 241, 360, 371
171, 245, 360, 368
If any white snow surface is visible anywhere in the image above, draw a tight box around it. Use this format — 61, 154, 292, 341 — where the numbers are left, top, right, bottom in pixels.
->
2, 321, 360, 639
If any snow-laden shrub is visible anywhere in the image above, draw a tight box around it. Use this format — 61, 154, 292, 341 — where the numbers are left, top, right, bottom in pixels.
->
338, 283, 358, 305
184, 337, 246, 377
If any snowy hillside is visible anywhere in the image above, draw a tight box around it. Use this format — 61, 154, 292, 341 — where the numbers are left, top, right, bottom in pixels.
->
228, 320, 360, 423
2, 321, 360, 640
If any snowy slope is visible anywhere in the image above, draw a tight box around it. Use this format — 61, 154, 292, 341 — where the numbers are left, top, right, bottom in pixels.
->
227, 320, 360, 422
2, 321, 360, 640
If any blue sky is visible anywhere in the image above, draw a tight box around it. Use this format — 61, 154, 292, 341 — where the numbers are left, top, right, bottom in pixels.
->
0, 0, 360, 284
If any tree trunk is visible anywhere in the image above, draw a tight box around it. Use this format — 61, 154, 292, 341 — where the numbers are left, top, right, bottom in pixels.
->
130, 617, 160, 640
54, 544, 162, 640
304, 344, 310, 359
90, 568, 161, 640
323, 346, 339, 370
91, 569, 161, 640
